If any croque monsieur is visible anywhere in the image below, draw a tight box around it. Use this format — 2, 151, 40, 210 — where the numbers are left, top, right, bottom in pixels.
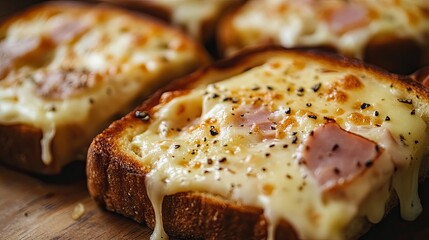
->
0, 1, 210, 174
218, 0, 429, 74
88, 46, 429, 239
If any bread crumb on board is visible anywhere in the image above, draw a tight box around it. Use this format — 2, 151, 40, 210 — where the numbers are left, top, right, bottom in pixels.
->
71, 203, 85, 220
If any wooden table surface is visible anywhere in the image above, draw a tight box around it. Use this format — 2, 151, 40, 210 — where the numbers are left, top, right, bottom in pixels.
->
1, 162, 429, 240
0, 163, 152, 239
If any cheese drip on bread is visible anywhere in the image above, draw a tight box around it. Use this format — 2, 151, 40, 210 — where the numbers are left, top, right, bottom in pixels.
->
0, 4, 204, 165
133, 57, 429, 239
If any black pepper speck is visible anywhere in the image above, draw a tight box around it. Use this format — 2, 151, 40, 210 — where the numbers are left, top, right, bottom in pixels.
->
398, 98, 412, 104
135, 111, 150, 121
360, 103, 370, 110
311, 83, 321, 92
210, 126, 219, 136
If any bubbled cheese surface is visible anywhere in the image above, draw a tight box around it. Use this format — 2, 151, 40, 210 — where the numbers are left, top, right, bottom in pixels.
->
132, 56, 429, 239
226, 0, 429, 58
0, 4, 205, 165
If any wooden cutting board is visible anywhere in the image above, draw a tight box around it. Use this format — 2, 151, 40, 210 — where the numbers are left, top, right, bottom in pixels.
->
1, 163, 429, 239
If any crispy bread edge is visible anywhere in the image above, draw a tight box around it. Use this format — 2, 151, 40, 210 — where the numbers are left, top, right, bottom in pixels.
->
87, 46, 429, 239
0, 124, 59, 174
216, 3, 429, 74
0, 123, 89, 174
87, 117, 298, 240
0, 1, 211, 174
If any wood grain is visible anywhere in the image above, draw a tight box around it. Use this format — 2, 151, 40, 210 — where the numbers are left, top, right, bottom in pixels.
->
1, 163, 429, 239
0, 164, 152, 239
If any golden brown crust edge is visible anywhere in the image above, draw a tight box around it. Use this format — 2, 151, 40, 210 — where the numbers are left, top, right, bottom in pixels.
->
0, 124, 57, 174
217, 6, 429, 74
87, 46, 429, 239
87, 127, 298, 240
0, 1, 211, 174
0, 122, 92, 174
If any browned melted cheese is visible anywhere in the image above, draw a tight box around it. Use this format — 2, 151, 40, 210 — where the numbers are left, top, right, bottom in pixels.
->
132, 56, 429, 239
224, 0, 429, 58
0, 3, 206, 165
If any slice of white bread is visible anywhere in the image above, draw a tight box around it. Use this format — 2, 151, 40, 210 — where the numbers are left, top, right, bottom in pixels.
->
0, 1, 210, 174
218, 0, 429, 74
87, 46, 429, 239
96, 0, 243, 46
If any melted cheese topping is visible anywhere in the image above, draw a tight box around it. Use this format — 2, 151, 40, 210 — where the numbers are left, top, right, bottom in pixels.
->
132, 57, 429, 239
226, 0, 429, 58
0, 4, 205, 165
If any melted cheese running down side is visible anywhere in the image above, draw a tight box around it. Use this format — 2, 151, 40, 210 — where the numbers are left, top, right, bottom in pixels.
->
132, 57, 429, 239
0, 4, 205, 165
227, 0, 429, 58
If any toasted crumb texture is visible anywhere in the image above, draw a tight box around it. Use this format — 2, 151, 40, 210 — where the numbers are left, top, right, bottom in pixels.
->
71, 203, 85, 220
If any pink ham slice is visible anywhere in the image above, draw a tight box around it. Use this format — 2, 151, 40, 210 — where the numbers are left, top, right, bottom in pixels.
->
0, 19, 88, 81
234, 105, 277, 139
49, 19, 88, 44
0, 37, 47, 79
410, 66, 429, 88
1, 37, 43, 59
421, 77, 429, 88
300, 121, 383, 191
327, 3, 370, 34
35, 70, 100, 99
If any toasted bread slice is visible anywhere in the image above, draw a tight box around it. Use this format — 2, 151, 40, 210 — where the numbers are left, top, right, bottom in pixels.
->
218, 0, 429, 74
87, 46, 429, 239
0, 1, 210, 174
97, 0, 243, 46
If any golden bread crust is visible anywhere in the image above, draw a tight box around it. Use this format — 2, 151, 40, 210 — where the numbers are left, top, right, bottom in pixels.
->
217, 1, 429, 74
88, 122, 298, 240
0, 1, 210, 174
87, 46, 429, 239
0, 124, 54, 173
